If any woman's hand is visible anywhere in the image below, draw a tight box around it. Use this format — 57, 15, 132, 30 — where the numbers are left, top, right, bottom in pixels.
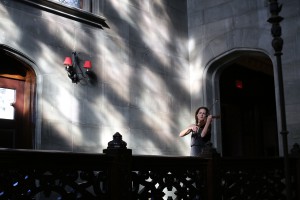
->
206, 115, 213, 124
201, 115, 213, 137
191, 125, 199, 132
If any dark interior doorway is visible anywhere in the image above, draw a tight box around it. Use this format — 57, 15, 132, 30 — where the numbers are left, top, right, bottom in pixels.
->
220, 57, 278, 157
0, 48, 35, 149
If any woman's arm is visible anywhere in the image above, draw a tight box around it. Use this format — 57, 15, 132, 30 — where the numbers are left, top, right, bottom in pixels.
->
201, 115, 212, 137
179, 124, 195, 137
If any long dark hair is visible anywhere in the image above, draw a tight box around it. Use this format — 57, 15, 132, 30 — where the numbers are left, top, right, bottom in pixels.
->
194, 106, 209, 125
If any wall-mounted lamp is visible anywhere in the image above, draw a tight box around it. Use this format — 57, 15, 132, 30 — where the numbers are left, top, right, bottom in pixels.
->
63, 52, 92, 84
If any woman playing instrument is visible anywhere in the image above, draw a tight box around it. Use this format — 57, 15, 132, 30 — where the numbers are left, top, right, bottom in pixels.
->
179, 106, 213, 156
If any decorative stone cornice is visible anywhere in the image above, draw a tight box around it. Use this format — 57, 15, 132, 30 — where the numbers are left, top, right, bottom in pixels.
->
18, 0, 109, 29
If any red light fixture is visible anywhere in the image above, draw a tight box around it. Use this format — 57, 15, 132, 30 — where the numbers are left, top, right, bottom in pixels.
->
83, 60, 92, 70
63, 57, 72, 66
63, 52, 93, 84
235, 80, 243, 89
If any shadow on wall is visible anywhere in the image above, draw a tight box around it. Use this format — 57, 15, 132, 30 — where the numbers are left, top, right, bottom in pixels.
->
3, 0, 190, 155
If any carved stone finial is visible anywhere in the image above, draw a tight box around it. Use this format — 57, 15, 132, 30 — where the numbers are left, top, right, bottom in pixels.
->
107, 132, 127, 149
267, 0, 284, 56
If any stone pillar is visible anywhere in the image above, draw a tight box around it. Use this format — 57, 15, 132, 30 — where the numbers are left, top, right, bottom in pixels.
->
267, 2, 291, 199
103, 132, 132, 200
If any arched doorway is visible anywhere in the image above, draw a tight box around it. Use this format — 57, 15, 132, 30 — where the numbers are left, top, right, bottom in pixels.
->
204, 50, 279, 157
0, 46, 36, 149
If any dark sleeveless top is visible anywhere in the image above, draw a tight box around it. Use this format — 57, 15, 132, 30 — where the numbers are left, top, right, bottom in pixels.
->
191, 126, 211, 147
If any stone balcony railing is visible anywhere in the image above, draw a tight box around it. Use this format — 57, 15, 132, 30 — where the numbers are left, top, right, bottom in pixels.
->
0, 132, 299, 200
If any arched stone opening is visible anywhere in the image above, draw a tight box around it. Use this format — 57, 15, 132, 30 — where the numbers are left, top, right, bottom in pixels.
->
204, 49, 278, 157
0, 45, 37, 149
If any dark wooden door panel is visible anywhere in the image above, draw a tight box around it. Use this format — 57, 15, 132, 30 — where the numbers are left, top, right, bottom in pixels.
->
0, 77, 24, 148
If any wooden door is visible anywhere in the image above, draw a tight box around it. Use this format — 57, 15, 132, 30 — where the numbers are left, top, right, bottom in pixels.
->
220, 64, 278, 157
0, 77, 25, 148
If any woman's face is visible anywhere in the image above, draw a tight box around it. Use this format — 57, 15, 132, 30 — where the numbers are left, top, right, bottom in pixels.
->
197, 108, 207, 122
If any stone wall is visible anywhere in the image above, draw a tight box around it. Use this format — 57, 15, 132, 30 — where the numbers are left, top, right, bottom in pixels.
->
0, 0, 191, 155
0, 0, 299, 156
187, 0, 300, 154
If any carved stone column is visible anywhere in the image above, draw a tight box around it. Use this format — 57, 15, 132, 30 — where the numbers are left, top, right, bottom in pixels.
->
267, 1, 291, 199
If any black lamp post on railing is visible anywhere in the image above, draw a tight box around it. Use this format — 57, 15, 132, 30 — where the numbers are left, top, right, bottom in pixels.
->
267, 1, 291, 200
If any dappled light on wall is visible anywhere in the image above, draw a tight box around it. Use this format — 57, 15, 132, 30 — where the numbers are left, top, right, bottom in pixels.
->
188, 36, 205, 94
0, 0, 194, 155
41, 82, 73, 122
140, 11, 171, 58
104, 1, 192, 155
101, 40, 132, 103
0, 5, 21, 43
